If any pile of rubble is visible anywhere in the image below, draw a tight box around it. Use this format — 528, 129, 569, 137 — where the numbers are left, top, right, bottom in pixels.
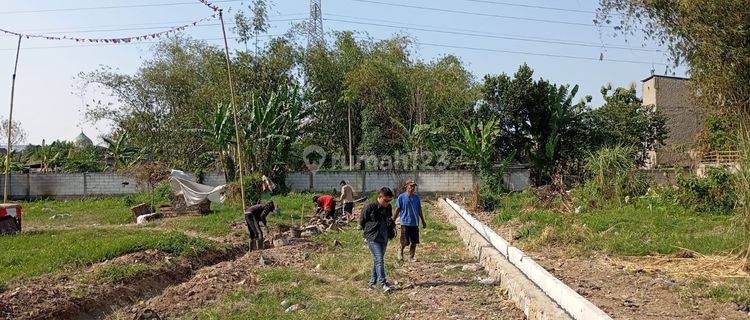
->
272, 215, 356, 243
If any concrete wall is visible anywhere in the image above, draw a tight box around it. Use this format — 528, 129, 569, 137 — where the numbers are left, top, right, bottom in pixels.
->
0, 169, 530, 200
642, 75, 704, 168
0, 172, 226, 200
284, 168, 530, 194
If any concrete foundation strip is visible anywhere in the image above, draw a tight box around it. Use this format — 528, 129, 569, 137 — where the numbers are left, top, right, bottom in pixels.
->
441, 198, 612, 320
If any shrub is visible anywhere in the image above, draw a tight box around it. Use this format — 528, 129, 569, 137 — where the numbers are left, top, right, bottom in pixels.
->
225, 172, 265, 206
122, 195, 136, 207
581, 145, 652, 205
152, 180, 173, 204
674, 166, 736, 214
478, 187, 504, 211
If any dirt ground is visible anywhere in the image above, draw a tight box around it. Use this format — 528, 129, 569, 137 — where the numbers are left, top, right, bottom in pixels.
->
107, 238, 318, 319
393, 245, 524, 319
460, 199, 750, 319
2, 200, 527, 320
117, 201, 525, 320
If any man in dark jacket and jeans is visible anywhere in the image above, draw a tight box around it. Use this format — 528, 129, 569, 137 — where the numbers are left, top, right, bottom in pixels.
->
245, 201, 275, 251
359, 187, 395, 292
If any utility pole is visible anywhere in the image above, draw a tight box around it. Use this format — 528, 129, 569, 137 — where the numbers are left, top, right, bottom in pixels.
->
4, 35, 21, 203
308, 0, 324, 48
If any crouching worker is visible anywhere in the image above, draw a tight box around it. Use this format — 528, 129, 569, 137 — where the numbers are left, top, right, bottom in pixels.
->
359, 187, 396, 292
245, 201, 275, 251
312, 194, 336, 220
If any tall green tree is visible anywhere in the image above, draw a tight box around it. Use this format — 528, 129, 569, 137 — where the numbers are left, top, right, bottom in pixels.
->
481, 64, 589, 184
244, 85, 314, 185
587, 84, 669, 164
597, 0, 750, 268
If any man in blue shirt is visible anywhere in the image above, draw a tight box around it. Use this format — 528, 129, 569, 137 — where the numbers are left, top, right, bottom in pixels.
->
393, 180, 426, 262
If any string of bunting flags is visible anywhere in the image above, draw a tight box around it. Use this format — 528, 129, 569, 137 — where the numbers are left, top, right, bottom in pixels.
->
0, 1, 226, 44
0, 14, 217, 43
198, 0, 222, 12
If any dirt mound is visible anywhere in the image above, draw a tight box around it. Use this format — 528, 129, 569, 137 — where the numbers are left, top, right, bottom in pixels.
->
0, 246, 245, 320
112, 239, 317, 319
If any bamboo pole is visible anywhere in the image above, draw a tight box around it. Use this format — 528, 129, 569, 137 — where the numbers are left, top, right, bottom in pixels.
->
4, 35, 21, 203
218, 10, 247, 212
348, 103, 353, 170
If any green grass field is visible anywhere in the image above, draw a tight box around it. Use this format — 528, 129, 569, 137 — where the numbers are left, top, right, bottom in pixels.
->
492, 191, 743, 256
0, 192, 353, 290
0, 228, 217, 288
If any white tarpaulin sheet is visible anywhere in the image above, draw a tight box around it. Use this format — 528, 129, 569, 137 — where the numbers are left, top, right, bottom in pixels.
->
169, 170, 226, 206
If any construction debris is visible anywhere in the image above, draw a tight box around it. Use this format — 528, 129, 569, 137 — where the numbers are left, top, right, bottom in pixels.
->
284, 303, 306, 313
136, 213, 161, 225
273, 238, 290, 247
462, 263, 484, 272
130, 203, 152, 222
132, 308, 161, 320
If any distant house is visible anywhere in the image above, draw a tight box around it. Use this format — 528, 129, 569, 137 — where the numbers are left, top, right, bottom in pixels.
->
642, 75, 705, 169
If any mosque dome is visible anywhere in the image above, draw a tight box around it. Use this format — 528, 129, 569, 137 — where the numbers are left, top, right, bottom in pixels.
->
74, 132, 93, 148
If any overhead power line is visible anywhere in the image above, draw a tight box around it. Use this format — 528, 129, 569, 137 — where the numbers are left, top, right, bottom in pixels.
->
348, 0, 602, 27
411, 41, 665, 65
0, 0, 243, 15
338, 32, 664, 65
324, 17, 661, 52
457, 0, 596, 14
1, 32, 665, 66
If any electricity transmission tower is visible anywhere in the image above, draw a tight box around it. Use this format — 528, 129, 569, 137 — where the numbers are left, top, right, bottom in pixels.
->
308, 0, 324, 48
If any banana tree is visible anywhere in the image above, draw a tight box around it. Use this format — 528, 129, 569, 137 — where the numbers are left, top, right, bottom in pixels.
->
244, 85, 315, 183
453, 116, 501, 171
29, 145, 61, 173
528, 84, 586, 185
191, 103, 236, 182
102, 133, 139, 171
453, 116, 515, 192
393, 118, 444, 165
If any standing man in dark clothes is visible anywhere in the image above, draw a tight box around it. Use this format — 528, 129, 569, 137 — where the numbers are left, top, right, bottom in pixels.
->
339, 180, 354, 220
245, 201, 275, 251
313, 194, 336, 220
359, 187, 395, 292
394, 180, 426, 262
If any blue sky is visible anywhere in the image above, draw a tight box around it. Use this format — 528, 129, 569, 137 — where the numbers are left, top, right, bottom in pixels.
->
0, 0, 686, 145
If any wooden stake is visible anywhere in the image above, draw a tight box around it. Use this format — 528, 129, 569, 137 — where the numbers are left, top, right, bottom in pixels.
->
4, 35, 21, 203
218, 10, 247, 212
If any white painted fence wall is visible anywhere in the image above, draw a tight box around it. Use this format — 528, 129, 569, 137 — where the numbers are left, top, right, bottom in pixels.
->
1, 168, 531, 200
285, 167, 530, 194
0, 172, 225, 200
